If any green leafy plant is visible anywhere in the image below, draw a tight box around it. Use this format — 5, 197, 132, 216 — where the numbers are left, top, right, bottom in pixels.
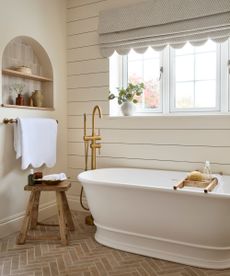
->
109, 82, 145, 105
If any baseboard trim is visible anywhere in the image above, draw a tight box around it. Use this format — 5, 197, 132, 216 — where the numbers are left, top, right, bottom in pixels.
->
0, 200, 57, 239
0, 194, 87, 239
67, 194, 88, 212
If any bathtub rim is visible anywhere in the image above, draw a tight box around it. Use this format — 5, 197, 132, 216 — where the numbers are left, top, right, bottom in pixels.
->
78, 167, 230, 199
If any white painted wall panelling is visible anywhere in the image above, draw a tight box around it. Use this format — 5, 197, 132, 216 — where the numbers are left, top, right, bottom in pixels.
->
68, 87, 108, 102
68, 101, 108, 115
68, 142, 230, 166
67, 0, 144, 18
68, 155, 230, 175
67, 31, 99, 49
68, 128, 230, 147
67, 0, 106, 9
67, 72, 109, 88
68, 115, 230, 130
67, 45, 102, 62
66, 0, 230, 204
67, 17, 98, 35
67, 59, 108, 75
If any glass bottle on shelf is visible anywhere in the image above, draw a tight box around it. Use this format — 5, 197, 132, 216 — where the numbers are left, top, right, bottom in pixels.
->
15, 93, 24, 105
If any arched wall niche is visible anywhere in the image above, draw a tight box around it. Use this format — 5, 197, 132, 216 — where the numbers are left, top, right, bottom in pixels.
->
1, 36, 53, 109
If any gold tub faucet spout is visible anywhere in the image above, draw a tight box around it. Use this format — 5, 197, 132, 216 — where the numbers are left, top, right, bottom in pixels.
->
92, 105, 102, 136
83, 105, 102, 170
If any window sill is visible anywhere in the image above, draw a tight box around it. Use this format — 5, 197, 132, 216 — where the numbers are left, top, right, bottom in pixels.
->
108, 112, 230, 119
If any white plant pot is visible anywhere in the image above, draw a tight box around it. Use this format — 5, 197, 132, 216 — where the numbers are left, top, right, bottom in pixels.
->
121, 102, 136, 116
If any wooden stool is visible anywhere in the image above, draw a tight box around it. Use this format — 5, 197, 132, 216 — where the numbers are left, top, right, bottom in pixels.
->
17, 181, 75, 246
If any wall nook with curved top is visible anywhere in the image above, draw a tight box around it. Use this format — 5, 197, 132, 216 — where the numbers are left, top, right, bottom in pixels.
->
1, 36, 53, 110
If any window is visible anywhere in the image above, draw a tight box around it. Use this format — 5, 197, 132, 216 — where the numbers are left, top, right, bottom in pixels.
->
109, 40, 229, 115
171, 41, 219, 111
127, 49, 162, 112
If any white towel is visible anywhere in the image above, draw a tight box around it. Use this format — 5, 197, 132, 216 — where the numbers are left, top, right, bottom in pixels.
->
42, 173, 67, 181
14, 117, 57, 170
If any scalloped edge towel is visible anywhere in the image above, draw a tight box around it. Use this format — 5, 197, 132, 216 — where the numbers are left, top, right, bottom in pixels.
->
14, 117, 57, 170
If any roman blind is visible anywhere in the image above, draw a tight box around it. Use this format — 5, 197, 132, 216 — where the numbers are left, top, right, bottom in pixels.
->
98, 0, 230, 57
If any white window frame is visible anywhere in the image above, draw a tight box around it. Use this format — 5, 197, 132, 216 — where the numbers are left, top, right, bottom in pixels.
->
169, 44, 222, 113
109, 40, 230, 116
227, 40, 230, 111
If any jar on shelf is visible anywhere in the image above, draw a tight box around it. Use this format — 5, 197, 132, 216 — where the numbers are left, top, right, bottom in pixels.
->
32, 90, 43, 107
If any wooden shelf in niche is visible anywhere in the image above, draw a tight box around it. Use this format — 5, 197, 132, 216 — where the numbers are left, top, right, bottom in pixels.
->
1, 104, 54, 111
2, 69, 52, 82
2, 36, 54, 108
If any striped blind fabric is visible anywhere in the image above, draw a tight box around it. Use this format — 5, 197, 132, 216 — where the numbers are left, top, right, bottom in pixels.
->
98, 0, 230, 57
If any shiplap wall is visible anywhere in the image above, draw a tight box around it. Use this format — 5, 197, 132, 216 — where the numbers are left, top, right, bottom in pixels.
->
67, 0, 230, 198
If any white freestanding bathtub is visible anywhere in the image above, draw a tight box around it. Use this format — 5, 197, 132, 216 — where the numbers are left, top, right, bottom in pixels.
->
78, 168, 230, 269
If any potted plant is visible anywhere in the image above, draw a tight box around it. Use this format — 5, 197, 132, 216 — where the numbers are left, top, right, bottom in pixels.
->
109, 82, 144, 116
10, 83, 25, 105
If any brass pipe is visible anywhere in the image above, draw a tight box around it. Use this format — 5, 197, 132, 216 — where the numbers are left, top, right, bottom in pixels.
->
82, 105, 102, 170
84, 140, 89, 171
90, 105, 102, 170
81, 113, 89, 210
83, 113, 89, 171
84, 113, 87, 137
81, 106, 103, 222
92, 105, 102, 137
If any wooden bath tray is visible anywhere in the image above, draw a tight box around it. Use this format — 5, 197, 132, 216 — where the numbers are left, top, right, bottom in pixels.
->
173, 177, 218, 193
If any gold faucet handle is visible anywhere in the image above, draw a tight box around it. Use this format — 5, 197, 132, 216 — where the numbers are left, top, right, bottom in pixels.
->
84, 135, 101, 141
90, 143, 101, 149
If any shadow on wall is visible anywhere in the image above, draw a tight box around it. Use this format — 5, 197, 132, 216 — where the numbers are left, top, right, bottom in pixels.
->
1, 125, 19, 177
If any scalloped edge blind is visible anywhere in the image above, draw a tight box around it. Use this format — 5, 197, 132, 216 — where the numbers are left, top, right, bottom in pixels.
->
98, 0, 230, 57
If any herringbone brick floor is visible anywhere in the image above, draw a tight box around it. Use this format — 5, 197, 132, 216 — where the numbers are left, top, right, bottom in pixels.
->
1, 211, 230, 276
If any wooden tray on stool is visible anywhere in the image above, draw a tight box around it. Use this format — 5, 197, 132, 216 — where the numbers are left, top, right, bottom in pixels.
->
173, 177, 218, 193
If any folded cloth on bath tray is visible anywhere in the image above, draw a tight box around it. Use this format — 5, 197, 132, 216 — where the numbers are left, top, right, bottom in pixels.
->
14, 117, 57, 170
42, 173, 67, 181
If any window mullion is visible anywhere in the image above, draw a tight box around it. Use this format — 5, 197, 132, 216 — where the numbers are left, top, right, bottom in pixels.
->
168, 47, 175, 113
122, 55, 128, 88
229, 39, 230, 111
220, 41, 229, 112
163, 46, 170, 113
193, 49, 196, 108
142, 54, 145, 110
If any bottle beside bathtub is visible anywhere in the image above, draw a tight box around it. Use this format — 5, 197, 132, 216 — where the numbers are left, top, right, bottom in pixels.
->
203, 160, 212, 181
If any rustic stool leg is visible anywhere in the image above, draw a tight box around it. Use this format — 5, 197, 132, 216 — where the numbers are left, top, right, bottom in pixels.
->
61, 192, 75, 231
17, 191, 36, 245
56, 191, 68, 246
30, 191, 41, 229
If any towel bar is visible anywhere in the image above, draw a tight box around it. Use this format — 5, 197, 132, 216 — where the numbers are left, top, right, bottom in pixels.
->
2, 118, 17, 124
2, 118, 58, 124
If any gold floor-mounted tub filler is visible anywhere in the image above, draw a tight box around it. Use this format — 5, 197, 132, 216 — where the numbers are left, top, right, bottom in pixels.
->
81, 105, 102, 225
